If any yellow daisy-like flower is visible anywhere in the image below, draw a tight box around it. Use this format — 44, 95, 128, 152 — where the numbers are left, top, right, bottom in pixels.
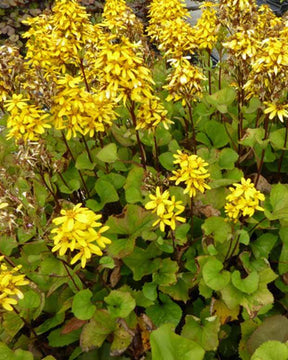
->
263, 102, 288, 123
0, 257, 29, 311
51, 204, 111, 268
4, 95, 51, 143
145, 187, 186, 232
170, 150, 211, 198
145, 186, 171, 216
225, 177, 265, 222
136, 97, 173, 132
194, 2, 219, 51
4, 94, 30, 114
164, 58, 206, 106
52, 74, 117, 139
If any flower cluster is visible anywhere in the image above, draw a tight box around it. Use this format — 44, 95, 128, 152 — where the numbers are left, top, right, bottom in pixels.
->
170, 150, 211, 197
52, 75, 117, 139
51, 204, 111, 268
164, 58, 206, 106
223, 29, 259, 61
243, 33, 288, 119
147, 0, 195, 59
102, 0, 144, 41
94, 36, 154, 104
0, 45, 24, 103
225, 178, 265, 221
23, 0, 95, 72
193, 2, 219, 51
0, 256, 29, 311
4, 94, 51, 143
145, 187, 186, 232
136, 97, 173, 132
219, 0, 258, 28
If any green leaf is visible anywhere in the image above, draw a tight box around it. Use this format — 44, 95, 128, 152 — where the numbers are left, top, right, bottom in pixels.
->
35, 312, 65, 335
182, 315, 220, 351
48, 328, 81, 347
143, 282, 158, 301
205, 121, 229, 148
75, 152, 94, 170
13, 349, 34, 360
205, 87, 236, 110
124, 167, 144, 204
238, 229, 250, 245
3, 311, 24, 338
146, 294, 182, 328
251, 341, 288, 360
123, 243, 162, 281
279, 228, 288, 275
247, 316, 288, 355
156, 125, 172, 146
269, 184, 288, 221
159, 152, 175, 171
18, 290, 40, 309
96, 143, 118, 163
202, 217, 231, 244
110, 324, 133, 357
218, 148, 238, 170
72, 289, 96, 320
152, 258, 179, 286
231, 271, 259, 294
159, 273, 195, 302
150, 323, 205, 360
92, 178, 119, 210
251, 233, 278, 259
104, 290, 136, 318
0, 235, 18, 256
106, 204, 155, 239
80, 310, 116, 352
240, 128, 265, 147
175, 223, 190, 245
270, 128, 287, 150
202, 257, 230, 291
111, 123, 134, 146
99, 256, 115, 269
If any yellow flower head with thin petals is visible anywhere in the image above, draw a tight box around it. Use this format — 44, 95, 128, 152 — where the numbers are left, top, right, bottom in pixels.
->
164, 58, 206, 106
225, 178, 265, 222
170, 150, 211, 198
51, 204, 111, 268
0, 257, 29, 311
145, 187, 185, 232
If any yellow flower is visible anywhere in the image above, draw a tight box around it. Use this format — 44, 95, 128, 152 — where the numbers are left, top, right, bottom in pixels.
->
51, 204, 111, 268
4, 95, 51, 143
102, 0, 144, 41
170, 150, 211, 198
263, 102, 288, 123
193, 2, 219, 51
23, 0, 97, 73
136, 97, 173, 132
52, 75, 117, 139
94, 36, 154, 104
145, 186, 171, 216
146, 187, 186, 232
225, 177, 265, 222
0, 257, 29, 311
223, 29, 259, 60
4, 94, 30, 114
164, 58, 206, 106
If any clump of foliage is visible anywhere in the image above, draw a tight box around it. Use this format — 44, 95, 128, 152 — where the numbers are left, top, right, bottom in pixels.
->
0, 0, 288, 359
